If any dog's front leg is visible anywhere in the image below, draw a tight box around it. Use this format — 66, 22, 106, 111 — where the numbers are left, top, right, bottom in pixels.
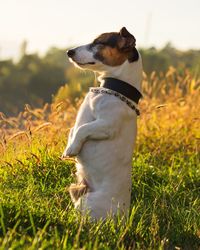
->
67, 127, 74, 147
63, 119, 117, 157
62, 127, 74, 158
63, 101, 125, 157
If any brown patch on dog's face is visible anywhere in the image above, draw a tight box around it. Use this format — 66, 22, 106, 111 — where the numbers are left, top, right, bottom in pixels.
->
91, 27, 139, 66
97, 46, 129, 66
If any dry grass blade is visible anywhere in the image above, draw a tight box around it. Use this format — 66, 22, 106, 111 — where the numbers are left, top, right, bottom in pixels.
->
8, 131, 30, 141
3, 161, 13, 167
30, 153, 41, 163
60, 156, 78, 163
33, 122, 52, 132
155, 104, 168, 109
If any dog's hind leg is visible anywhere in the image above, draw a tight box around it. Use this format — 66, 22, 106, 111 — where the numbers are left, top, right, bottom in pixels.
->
68, 178, 89, 203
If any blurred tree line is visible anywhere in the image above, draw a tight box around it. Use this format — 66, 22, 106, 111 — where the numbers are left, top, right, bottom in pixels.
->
140, 43, 200, 74
0, 43, 200, 115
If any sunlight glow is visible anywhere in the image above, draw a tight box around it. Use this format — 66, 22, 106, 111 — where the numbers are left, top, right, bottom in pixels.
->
0, 0, 200, 58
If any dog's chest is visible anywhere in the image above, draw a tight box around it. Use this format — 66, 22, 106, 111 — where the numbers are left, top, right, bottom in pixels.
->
74, 93, 94, 128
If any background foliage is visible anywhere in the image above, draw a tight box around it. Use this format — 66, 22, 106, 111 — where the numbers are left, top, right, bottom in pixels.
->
0, 43, 200, 115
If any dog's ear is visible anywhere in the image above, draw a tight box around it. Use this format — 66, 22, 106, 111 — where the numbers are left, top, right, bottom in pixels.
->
118, 27, 136, 51
119, 27, 132, 37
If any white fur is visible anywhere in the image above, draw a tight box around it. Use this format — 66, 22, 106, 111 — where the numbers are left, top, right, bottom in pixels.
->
63, 44, 143, 220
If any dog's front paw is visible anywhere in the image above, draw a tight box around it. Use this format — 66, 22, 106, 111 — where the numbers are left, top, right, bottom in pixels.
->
62, 143, 81, 158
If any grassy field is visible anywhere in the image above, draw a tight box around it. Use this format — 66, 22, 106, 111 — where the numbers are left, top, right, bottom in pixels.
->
0, 68, 200, 249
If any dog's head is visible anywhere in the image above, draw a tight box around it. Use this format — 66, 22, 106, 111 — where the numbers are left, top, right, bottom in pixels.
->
67, 27, 139, 72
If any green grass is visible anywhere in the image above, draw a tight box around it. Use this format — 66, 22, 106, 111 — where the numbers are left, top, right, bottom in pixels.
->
0, 139, 199, 250
1, 63, 200, 249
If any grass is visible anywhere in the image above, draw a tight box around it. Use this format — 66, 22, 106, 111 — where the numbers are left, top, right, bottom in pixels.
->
0, 68, 200, 249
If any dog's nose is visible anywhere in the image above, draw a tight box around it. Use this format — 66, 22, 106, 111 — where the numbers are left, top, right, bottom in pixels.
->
67, 49, 75, 58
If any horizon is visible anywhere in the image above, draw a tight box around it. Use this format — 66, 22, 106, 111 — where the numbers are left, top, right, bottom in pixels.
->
0, 0, 200, 59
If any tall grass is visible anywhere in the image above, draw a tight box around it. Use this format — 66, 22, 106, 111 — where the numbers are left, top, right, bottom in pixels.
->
0, 68, 200, 249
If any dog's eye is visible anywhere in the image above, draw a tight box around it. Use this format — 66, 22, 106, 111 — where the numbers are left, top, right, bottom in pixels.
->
93, 40, 106, 46
89, 42, 104, 51
88, 43, 96, 50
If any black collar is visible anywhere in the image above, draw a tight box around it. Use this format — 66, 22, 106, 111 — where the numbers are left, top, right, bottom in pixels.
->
101, 77, 142, 104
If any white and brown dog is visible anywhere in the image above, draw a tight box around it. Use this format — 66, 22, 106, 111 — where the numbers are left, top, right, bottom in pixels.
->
62, 27, 143, 220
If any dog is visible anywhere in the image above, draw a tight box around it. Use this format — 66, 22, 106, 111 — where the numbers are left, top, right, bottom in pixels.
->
62, 27, 143, 220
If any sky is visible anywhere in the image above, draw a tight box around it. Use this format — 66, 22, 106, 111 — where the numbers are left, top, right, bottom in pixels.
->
0, 0, 200, 59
